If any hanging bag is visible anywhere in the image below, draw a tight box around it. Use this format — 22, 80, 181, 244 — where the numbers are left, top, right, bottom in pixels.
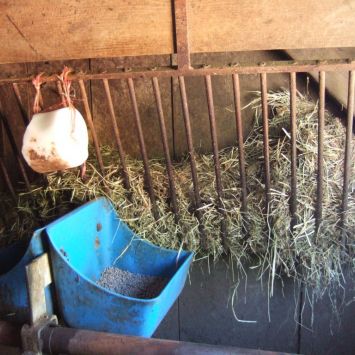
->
22, 68, 88, 174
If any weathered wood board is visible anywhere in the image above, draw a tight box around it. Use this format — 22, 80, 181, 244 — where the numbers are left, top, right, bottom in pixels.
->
0, 0, 173, 64
1, 1, 355, 64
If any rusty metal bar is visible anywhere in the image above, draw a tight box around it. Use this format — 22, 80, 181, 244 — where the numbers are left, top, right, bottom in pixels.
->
0, 111, 31, 190
289, 72, 297, 231
0, 157, 16, 201
341, 70, 355, 242
178, 76, 207, 248
2, 60, 355, 85
260, 73, 271, 209
232, 74, 247, 215
152, 77, 179, 221
12, 83, 29, 125
78, 80, 105, 176
315, 71, 326, 234
102, 79, 130, 191
174, 0, 191, 70
127, 78, 159, 220
0, 321, 283, 355
205, 75, 227, 248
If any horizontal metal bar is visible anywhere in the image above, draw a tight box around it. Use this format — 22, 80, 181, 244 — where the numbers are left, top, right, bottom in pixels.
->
1, 59, 355, 85
0, 321, 285, 355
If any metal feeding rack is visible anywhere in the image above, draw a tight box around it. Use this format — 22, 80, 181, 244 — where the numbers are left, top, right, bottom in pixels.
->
1, 60, 355, 250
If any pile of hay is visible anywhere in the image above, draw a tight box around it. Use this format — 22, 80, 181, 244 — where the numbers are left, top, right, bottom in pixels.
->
1, 90, 354, 296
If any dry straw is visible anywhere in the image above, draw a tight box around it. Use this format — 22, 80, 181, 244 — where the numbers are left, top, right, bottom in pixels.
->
1, 90, 354, 298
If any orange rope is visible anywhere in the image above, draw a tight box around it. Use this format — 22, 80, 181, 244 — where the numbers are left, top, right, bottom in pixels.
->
57, 66, 73, 107
32, 73, 44, 113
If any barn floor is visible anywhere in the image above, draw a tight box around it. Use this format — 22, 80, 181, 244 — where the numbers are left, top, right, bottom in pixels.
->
154, 259, 355, 355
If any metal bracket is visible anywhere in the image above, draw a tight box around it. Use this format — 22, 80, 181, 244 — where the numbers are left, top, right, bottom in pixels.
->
21, 253, 58, 355
21, 314, 58, 355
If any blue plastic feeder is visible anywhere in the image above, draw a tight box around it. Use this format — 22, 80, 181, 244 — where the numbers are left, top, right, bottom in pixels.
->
46, 197, 193, 337
0, 229, 53, 323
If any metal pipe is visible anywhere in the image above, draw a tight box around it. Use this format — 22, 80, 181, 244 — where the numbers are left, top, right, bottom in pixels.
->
289, 72, 297, 231
0, 111, 31, 190
12, 83, 29, 125
152, 77, 179, 221
205, 75, 227, 248
2, 60, 355, 85
178, 76, 207, 249
0, 321, 281, 355
78, 80, 105, 176
341, 70, 355, 244
232, 74, 248, 215
260, 73, 271, 210
127, 78, 159, 220
102, 79, 131, 191
315, 71, 325, 234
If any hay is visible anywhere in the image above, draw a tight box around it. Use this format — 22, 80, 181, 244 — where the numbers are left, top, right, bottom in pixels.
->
1, 89, 354, 298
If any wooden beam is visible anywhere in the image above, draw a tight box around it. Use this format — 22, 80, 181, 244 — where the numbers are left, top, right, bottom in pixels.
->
189, 0, 355, 53
1, 1, 355, 64
0, 0, 174, 64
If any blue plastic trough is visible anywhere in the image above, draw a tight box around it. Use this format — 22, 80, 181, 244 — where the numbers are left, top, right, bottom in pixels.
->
46, 197, 193, 337
0, 229, 53, 323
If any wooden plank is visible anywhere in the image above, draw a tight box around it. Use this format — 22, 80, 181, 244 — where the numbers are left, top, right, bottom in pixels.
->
1, 1, 355, 64
0, 0, 173, 64
189, 0, 355, 53
286, 48, 355, 108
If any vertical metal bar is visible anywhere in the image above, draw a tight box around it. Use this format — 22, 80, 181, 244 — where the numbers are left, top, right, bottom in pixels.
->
78, 80, 105, 176
205, 75, 227, 248
260, 73, 271, 210
178, 76, 207, 248
152, 77, 179, 221
102, 79, 130, 191
341, 70, 355, 243
0, 157, 16, 201
315, 71, 325, 234
232, 74, 248, 214
0, 112, 31, 190
289, 72, 297, 231
174, 0, 191, 70
127, 78, 159, 220
12, 83, 29, 125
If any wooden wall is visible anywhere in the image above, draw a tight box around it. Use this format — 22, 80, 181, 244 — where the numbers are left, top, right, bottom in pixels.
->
1, 1, 355, 64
